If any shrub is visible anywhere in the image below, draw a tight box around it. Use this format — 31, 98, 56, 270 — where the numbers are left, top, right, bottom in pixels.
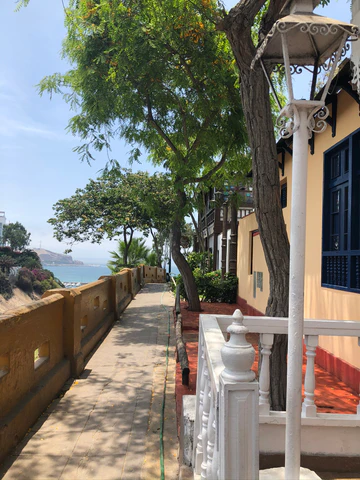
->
0, 271, 13, 300
31, 269, 51, 282
21, 257, 41, 270
176, 270, 238, 304
40, 280, 53, 293
16, 268, 35, 293
185, 251, 213, 274
32, 280, 44, 294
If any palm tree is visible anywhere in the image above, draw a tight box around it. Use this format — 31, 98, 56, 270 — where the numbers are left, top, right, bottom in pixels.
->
107, 237, 156, 273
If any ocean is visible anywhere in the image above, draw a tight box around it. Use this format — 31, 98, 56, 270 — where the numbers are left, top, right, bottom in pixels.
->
45, 264, 178, 285
44, 265, 111, 284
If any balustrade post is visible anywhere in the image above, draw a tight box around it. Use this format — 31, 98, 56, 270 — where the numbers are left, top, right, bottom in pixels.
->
259, 333, 274, 415
206, 391, 216, 479
201, 367, 211, 479
219, 309, 259, 480
302, 335, 318, 418
195, 343, 206, 474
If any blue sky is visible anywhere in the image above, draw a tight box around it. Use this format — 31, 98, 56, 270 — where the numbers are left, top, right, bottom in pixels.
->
0, 0, 351, 263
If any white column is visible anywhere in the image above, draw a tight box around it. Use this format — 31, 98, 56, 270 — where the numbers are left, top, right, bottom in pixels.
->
219, 309, 259, 480
201, 367, 211, 479
206, 391, 216, 479
302, 335, 319, 417
259, 333, 274, 415
285, 105, 310, 480
195, 346, 206, 474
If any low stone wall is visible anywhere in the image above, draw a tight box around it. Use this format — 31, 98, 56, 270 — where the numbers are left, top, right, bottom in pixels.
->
143, 266, 166, 284
0, 265, 165, 463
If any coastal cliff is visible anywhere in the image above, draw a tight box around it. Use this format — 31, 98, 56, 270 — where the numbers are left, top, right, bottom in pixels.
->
33, 248, 84, 266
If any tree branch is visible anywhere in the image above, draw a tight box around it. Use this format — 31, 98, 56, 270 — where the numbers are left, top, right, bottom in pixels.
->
188, 113, 213, 154
158, 82, 190, 149
217, 0, 266, 33
184, 147, 228, 184
163, 43, 210, 105
146, 95, 180, 154
259, 0, 288, 43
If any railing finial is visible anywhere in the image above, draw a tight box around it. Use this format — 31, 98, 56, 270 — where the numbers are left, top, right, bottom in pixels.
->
220, 309, 256, 382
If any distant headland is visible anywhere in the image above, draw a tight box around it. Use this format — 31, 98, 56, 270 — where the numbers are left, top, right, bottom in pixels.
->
33, 248, 84, 266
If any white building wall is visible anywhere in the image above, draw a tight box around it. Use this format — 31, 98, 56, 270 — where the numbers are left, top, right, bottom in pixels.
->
217, 233, 222, 270
0, 212, 6, 246
226, 229, 231, 273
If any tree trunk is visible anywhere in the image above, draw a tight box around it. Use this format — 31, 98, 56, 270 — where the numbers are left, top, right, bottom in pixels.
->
190, 211, 204, 253
150, 228, 162, 267
221, 10, 290, 410
172, 189, 201, 312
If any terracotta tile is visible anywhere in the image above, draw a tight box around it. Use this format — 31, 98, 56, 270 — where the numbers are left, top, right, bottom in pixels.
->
175, 301, 359, 433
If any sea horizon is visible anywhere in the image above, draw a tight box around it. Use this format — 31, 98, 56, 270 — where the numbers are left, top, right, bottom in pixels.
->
44, 263, 178, 284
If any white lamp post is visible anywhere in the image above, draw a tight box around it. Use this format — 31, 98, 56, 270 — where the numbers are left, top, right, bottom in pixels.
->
252, 1, 358, 479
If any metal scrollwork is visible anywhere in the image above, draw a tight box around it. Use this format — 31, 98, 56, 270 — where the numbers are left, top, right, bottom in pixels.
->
277, 105, 298, 139
277, 104, 329, 140
307, 106, 329, 137
275, 21, 359, 39
290, 65, 303, 75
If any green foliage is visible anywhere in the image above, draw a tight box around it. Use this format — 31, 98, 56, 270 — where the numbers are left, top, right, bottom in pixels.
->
0, 248, 42, 269
108, 237, 153, 272
0, 256, 16, 275
39, 0, 249, 225
145, 251, 158, 267
186, 251, 213, 274
49, 169, 175, 260
0, 271, 13, 300
14, 267, 61, 295
176, 269, 238, 303
16, 268, 34, 293
2, 222, 31, 251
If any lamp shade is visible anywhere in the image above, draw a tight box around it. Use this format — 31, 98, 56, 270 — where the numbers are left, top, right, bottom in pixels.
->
254, 14, 358, 67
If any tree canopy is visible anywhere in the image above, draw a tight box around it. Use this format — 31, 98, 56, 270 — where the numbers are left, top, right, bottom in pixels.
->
39, 0, 251, 310
107, 237, 156, 272
2, 222, 31, 252
40, 0, 248, 181
48, 169, 176, 265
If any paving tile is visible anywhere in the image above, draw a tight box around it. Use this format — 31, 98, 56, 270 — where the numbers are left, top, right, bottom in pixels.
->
12, 431, 81, 457
1, 455, 70, 479
60, 455, 126, 480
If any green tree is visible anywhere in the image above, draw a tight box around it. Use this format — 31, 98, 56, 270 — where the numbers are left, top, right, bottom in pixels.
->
0, 256, 16, 275
39, 0, 249, 310
2, 222, 31, 251
49, 169, 176, 266
108, 237, 154, 272
215, 0, 329, 409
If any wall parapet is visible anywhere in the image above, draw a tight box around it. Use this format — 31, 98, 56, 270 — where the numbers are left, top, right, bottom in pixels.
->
0, 264, 165, 464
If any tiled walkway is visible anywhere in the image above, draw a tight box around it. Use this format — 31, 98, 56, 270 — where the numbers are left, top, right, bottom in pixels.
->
0, 284, 178, 480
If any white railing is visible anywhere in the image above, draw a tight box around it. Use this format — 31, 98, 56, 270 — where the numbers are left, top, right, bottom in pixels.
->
216, 314, 360, 420
193, 311, 259, 480
193, 310, 360, 479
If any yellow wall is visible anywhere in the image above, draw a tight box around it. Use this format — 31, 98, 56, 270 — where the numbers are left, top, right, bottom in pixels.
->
237, 213, 269, 314
237, 91, 360, 369
303, 92, 360, 369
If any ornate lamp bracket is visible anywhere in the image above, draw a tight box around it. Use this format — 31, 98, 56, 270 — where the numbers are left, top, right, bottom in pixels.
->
277, 101, 329, 140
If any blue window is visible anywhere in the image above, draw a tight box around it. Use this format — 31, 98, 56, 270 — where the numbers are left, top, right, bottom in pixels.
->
281, 182, 287, 209
322, 129, 360, 292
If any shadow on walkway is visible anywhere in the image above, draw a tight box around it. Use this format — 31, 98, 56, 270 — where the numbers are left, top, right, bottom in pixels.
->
0, 284, 178, 480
